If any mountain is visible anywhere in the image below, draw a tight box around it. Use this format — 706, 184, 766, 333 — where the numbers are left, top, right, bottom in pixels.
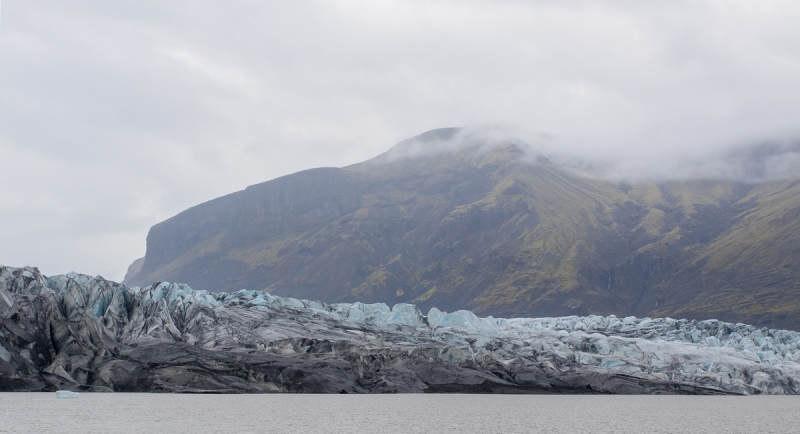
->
4, 265, 800, 394
125, 128, 800, 330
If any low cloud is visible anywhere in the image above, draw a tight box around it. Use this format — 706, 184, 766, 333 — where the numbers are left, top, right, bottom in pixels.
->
379, 125, 800, 183
544, 139, 800, 183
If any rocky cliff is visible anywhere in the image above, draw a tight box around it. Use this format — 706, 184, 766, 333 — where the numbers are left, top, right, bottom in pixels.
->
125, 128, 800, 330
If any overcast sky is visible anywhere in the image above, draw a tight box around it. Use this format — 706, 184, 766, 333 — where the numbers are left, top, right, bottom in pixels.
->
1, 0, 800, 280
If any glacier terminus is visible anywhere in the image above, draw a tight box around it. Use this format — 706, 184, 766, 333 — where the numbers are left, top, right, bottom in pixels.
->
2, 265, 800, 394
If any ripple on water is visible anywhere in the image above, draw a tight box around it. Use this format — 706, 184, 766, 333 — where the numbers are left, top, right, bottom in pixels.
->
0, 393, 798, 434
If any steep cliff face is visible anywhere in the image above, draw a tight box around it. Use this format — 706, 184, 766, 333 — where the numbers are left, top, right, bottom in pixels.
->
125, 129, 800, 330
133, 166, 365, 293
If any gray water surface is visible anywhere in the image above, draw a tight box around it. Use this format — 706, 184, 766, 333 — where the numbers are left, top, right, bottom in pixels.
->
0, 393, 798, 433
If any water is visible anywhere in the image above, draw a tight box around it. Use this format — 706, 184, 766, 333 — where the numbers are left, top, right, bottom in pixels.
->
0, 393, 798, 433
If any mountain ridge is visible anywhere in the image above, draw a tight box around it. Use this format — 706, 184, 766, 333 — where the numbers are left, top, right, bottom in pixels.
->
125, 129, 800, 330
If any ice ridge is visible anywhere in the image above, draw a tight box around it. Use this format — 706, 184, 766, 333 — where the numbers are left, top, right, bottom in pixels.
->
2, 265, 800, 394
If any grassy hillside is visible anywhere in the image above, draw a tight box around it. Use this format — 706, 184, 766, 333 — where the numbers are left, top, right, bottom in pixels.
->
126, 129, 800, 330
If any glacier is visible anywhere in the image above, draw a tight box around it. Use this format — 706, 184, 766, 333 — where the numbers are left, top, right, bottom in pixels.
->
2, 265, 800, 394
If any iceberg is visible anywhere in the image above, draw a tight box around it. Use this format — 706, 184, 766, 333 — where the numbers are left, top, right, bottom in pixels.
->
55, 391, 79, 398
2, 264, 800, 394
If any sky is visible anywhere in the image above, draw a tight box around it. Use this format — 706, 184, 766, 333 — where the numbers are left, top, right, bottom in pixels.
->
1, 0, 800, 280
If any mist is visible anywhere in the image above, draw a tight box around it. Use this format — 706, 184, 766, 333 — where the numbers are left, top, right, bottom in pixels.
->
381, 126, 800, 184
543, 138, 800, 183
1, 0, 800, 280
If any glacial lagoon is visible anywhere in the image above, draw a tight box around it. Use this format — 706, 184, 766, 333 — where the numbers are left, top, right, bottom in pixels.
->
1, 393, 799, 433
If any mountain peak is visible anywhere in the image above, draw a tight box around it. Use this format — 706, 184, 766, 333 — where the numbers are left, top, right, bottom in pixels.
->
126, 128, 800, 331
369, 127, 535, 168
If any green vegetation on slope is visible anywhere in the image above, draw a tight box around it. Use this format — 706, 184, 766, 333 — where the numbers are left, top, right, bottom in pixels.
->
126, 130, 800, 330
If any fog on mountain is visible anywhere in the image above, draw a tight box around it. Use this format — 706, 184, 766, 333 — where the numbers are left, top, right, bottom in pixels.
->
123, 129, 800, 331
